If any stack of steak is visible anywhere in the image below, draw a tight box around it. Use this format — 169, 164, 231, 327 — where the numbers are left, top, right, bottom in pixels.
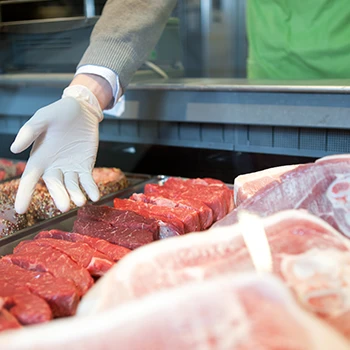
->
0, 230, 131, 331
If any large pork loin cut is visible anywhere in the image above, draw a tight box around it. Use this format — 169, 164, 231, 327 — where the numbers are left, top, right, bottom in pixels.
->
78, 209, 350, 339
214, 154, 350, 237
0, 273, 349, 350
234, 164, 299, 206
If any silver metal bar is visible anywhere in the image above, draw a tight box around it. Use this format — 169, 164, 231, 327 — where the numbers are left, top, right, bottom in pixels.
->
200, 0, 212, 77
84, 0, 96, 18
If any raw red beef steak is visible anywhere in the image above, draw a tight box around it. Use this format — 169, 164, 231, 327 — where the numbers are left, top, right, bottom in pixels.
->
35, 230, 131, 262
133, 192, 213, 230
73, 205, 158, 249
21, 238, 114, 277
0, 259, 79, 319
5, 243, 94, 296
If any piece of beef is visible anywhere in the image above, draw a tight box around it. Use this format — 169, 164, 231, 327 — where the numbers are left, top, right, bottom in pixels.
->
74, 205, 158, 249
113, 198, 201, 237
90, 209, 350, 339
0, 288, 51, 327
0, 259, 79, 319
234, 164, 299, 206
0, 298, 22, 331
126, 196, 201, 233
213, 154, 350, 238
4, 243, 93, 296
161, 177, 232, 221
20, 238, 114, 277
131, 192, 213, 230
35, 230, 131, 262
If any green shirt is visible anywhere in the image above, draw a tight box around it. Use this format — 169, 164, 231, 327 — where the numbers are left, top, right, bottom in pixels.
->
247, 0, 350, 79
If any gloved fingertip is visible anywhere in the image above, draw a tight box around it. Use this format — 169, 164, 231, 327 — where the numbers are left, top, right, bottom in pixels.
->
56, 201, 71, 213
89, 189, 100, 202
73, 195, 87, 207
14, 201, 28, 215
10, 142, 21, 154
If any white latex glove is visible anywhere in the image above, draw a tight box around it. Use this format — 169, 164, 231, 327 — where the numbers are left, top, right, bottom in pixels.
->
10, 85, 104, 214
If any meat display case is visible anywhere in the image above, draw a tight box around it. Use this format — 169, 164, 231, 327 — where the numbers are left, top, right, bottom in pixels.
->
0, 75, 350, 159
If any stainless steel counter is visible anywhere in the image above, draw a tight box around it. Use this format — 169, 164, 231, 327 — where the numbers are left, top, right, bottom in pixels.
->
0, 74, 349, 158
0, 74, 349, 94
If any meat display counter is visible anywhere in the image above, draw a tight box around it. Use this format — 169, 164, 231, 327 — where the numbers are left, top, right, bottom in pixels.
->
0, 75, 350, 158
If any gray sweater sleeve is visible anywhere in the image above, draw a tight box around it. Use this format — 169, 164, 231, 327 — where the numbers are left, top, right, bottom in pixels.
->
78, 0, 177, 90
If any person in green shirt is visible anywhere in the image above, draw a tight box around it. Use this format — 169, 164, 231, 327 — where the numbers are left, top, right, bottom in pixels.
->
10, 0, 349, 214
247, 0, 350, 79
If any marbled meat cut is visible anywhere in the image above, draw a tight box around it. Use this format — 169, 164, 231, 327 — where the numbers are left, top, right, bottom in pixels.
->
6, 273, 349, 350
20, 238, 114, 277
131, 192, 213, 230
161, 177, 233, 221
35, 230, 131, 262
113, 198, 185, 238
73, 205, 158, 249
213, 154, 350, 238
0, 259, 79, 318
78, 209, 350, 339
0, 298, 21, 331
234, 164, 299, 206
0, 288, 51, 326
4, 243, 93, 296
123, 196, 201, 233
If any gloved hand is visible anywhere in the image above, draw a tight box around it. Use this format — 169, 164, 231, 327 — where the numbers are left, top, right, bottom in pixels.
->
10, 85, 104, 214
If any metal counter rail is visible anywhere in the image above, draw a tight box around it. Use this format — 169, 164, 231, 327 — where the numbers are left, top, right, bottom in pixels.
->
0, 75, 350, 158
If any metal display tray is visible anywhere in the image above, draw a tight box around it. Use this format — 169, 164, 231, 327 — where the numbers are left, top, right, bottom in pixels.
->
0, 172, 159, 256
0, 175, 233, 256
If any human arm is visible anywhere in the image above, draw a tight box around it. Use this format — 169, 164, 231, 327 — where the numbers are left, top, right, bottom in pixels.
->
11, 0, 177, 214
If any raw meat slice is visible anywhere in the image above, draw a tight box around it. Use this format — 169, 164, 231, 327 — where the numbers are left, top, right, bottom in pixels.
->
213, 154, 350, 237
0, 301, 21, 331
20, 238, 114, 277
92, 168, 128, 197
234, 164, 299, 206
124, 196, 201, 233
4, 243, 93, 296
0, 289, 51, 326
162, 177, 231, 221
132, 192, 213, 230
2, 273, 349, 350
187, 177, 234, 211
78, 210, 350, 339
73, 205, 158, 249
112, 198, 189, 238
0, 259, 78, 318
35, 230, 131, 262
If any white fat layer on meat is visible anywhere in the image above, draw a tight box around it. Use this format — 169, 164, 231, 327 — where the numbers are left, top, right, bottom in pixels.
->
233, 164, 297, 205
326, 175, 350, 236
280, 248, 350, 317
316, 154, 350, 164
